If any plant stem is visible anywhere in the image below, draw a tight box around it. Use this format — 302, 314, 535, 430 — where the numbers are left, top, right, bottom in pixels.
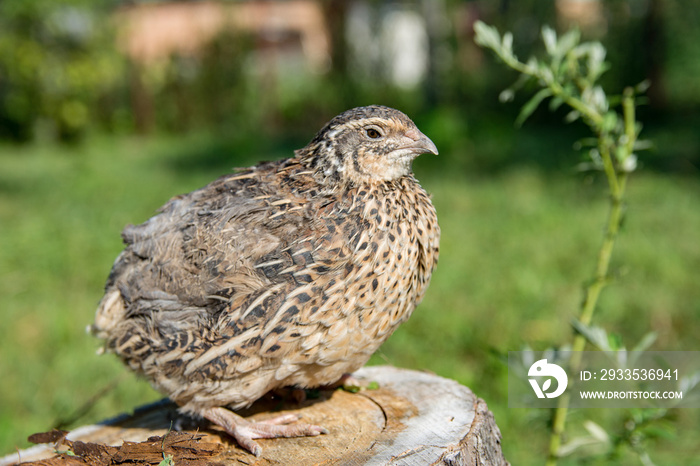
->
546, 175, 626, 465
546, 89, 635, 465
476, 24, 642, 463
493, 48, 606, 129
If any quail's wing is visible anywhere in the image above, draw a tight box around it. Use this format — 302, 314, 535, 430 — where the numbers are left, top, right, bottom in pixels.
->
103, 167, 356, 338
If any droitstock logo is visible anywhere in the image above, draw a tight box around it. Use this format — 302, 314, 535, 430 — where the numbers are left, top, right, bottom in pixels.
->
510, 351, 699, 408
528, 359, 568, 399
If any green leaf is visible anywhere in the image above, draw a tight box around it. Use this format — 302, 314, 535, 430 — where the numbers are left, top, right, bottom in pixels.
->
539, 66, 554, 85
643, 425, 675, 440
343, 385, 361, 393
584, 420, 610, 443
515, 88, 552, 126
607, 332, 624, 351
621, 154, 637, 172
502, 32, 514, 55
505, 72, 534, 99
635, 79, 652, 93
573, 137, 599, 150
571, 320, 612, 351
565, 110, 581, 123
499, 88, 515, 103
473, 21, 501, 51
630, 331, 657, 354
678, 370, 700, 393
615, 145, 628, 163
582, 86, 609, 115
599, 111, 618, 133
557, 435, 603, 457
554, 29, 581, 61
524, 57, 538, 74
549, 96, 564, 111
588, 148, 602, 166
633, 139, 654, 151
585, 42, 607, 81
542, 26, 557, 55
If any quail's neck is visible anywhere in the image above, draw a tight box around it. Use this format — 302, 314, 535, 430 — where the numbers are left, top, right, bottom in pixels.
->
294, 146, 414, 189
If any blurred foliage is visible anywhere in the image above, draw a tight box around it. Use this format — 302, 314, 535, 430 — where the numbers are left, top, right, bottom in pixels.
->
0, 0, 698, 160
0, 0, 125, 142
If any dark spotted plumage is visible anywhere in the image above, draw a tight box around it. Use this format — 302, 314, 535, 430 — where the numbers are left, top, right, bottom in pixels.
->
91, 105, 440, 456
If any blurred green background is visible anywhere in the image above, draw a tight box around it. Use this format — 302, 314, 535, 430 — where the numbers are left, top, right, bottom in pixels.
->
1, 0, 699, 464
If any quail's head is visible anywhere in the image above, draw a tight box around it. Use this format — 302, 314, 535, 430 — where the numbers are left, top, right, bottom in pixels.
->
298, 105, 438, 184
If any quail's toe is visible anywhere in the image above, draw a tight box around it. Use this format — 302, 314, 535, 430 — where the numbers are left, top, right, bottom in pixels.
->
202, 407, 328, 457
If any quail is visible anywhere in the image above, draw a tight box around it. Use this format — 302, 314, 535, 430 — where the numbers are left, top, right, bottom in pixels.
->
91, 105, 440, 456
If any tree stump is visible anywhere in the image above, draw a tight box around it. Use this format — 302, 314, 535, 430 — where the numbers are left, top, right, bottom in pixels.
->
2, 366, 508, 465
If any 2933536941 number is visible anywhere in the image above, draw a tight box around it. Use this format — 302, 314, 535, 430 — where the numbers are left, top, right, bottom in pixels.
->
600, 368, 678, 381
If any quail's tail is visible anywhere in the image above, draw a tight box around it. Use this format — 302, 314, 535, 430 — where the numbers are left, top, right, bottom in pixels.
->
89, 289, 126, 341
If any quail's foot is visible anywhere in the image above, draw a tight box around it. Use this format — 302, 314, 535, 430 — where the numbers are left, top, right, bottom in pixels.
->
202, 406, 328, 457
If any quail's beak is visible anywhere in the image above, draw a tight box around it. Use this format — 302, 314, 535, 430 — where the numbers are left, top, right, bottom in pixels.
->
402, 129, 439, 156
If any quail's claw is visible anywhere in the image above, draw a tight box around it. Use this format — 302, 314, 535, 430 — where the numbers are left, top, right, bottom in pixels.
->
202, 407, 328, 457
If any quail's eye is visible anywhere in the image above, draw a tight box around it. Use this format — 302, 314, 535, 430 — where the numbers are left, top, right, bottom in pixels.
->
365, 127, 383, 139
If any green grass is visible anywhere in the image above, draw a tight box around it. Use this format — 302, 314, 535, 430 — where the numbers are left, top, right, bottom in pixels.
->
1, 131, 699, 464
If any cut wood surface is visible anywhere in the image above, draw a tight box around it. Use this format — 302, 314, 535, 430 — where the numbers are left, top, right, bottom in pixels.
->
2, 366, 508, 465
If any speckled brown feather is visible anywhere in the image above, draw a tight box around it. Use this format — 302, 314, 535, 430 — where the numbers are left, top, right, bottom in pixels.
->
92, 106, 439, 417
